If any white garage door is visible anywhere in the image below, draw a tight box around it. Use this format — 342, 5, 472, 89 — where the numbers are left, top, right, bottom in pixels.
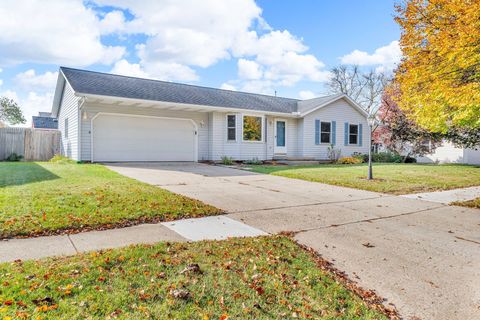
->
92, 114, 196, 162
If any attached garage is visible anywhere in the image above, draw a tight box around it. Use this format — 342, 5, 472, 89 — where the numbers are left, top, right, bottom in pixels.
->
91, 113, 197, 162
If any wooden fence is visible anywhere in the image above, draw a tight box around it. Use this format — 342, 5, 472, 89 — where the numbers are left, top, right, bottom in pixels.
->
0, 128, 61, 161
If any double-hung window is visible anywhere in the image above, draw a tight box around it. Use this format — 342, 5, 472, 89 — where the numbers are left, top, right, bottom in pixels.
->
349, 124, 358, 145
320, 122, 331, 144
227, 115, 236, 141
243, 115, 263, 142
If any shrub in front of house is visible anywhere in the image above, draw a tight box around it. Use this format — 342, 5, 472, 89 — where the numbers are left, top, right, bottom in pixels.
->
49, 154, 76, 164
5, 153, 23, 162
352, 151, 404, 163
351, 152, 366, 163
220, 156, 234, 165
373, 152, 402, 163
243, 157, 263, 165
337, 156, 363, 164
327, 144, 342, 163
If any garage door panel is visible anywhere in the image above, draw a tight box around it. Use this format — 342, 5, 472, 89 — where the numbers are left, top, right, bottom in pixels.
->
93, 114, 196, 162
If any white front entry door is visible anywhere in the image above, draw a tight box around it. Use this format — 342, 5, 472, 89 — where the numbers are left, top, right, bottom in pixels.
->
274, 119, 287, 154
92, 113, 197, 162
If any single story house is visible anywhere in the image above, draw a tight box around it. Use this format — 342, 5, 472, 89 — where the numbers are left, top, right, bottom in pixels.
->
51, 67, 369, 162
32, 112, 58, 129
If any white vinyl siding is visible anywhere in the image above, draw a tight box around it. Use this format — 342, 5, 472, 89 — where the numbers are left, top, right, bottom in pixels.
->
80, 104, 209, 161
302, 98, 368, 159
57, 82, 80, 160
417, 141, 480, 165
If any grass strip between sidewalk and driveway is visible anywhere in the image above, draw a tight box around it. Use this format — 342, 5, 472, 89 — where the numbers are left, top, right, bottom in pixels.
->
0, 162, 221, 239
247, 163, 480, 195
0, 236, 391, 319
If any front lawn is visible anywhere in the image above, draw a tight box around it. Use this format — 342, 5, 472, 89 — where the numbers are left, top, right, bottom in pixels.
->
248, 163, 480, 195
0, 236, 389, 319
0, 162, 221, 239
452, 197, 480, 209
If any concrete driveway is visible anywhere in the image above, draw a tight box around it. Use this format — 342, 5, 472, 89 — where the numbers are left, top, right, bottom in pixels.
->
107, 162, 480, 320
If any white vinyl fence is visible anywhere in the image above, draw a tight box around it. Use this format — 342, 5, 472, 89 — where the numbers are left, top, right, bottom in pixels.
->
0, 128, 61, 161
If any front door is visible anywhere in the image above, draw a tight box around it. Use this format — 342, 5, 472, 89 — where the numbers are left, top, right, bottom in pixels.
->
274, 119, 287, 154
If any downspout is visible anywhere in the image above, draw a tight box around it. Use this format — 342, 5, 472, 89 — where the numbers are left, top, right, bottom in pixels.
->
77, 96, 87, 161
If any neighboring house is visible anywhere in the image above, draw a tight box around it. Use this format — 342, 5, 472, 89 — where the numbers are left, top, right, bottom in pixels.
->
51, 67, 369, 162
0, 121, 7, 128
32, 112, 58, 129
417, 141, 480, 165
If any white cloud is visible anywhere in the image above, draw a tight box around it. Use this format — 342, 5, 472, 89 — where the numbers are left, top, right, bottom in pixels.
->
0, 0, 125, 66
0, 68, 2, 86
93, 0, 261, 80
240, 80, 275, 95
94, 1, 328, 85
238, 59, 263, 80
299, 90, 317, 100
99, 10, 126, 34
229, 30, 329, 94
340, 41, 401, 72
110, 58, 198, 82
0, 90, 53, 127
0, 1, 330, 95
111, 59, 149, 78
14, 69, 58, 91
220, 83, 237, 91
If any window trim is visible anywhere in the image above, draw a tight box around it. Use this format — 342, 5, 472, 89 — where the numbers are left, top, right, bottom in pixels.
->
348, 123, 359, 145
226, 114, 237, 142
241, 114, 264, 143
320, 121, 332, 144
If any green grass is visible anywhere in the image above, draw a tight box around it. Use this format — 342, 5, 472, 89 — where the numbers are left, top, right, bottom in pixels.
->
248, 163, 480, 195
452, 197, 480, 209
0, 236, 388, 319
0, 162, 221, 239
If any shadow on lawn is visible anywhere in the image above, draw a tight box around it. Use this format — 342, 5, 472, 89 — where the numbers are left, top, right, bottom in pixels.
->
0, 162, 59, 187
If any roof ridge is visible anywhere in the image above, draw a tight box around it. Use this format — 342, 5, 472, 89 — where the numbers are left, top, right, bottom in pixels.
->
60, 66, 300, 102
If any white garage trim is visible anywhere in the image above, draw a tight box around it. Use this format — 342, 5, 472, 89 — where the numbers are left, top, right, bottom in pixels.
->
91, 112, 198, 162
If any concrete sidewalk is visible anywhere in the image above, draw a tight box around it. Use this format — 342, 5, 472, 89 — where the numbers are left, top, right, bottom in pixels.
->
401, 186, 480, 204
0, 216, 267, 263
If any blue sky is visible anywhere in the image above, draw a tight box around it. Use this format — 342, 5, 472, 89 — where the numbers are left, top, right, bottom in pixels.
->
0, 0, 400, 126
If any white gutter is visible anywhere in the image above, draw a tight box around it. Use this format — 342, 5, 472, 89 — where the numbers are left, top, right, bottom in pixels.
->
77, 92, 300, 118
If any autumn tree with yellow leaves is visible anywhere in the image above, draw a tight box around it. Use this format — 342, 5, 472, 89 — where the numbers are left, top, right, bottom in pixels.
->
394, 0, 480, 143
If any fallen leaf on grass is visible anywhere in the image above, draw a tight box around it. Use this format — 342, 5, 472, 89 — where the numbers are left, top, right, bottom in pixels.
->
31, 297, 55, 306
170, 289, 190, 300
180, 263, 202, 275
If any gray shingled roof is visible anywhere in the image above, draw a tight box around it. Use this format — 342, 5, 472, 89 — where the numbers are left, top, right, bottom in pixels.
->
61, 67, 300, 114
32, 116, 58, 129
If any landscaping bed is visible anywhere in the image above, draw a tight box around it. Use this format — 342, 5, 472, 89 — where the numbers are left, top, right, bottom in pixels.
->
0, 236, 392, 319
247, 163, 480, 195
0, 162, 221, 239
